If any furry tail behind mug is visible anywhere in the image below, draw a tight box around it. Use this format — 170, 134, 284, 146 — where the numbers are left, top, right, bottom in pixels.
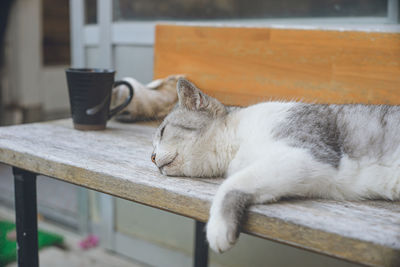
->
112, 75, 183, 122
152, 78, 400, 253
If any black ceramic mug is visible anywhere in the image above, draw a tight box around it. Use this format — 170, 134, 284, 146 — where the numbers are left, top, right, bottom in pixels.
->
66, 68, 134, 130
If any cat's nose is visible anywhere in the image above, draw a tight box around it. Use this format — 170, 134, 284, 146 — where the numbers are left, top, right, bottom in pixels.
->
151, 153, 156, 164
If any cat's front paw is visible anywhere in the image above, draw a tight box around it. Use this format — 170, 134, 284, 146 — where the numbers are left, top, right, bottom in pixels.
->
206, 215, 238, 253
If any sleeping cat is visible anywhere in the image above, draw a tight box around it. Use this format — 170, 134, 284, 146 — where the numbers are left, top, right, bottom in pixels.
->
151, 78, 400, 253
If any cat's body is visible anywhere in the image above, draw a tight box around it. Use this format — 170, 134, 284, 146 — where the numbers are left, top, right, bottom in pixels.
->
112, 75, 182, 122
152, 79, 400, 253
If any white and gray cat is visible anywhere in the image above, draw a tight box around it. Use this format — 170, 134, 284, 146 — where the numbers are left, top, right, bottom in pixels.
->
152, 78, 400, 253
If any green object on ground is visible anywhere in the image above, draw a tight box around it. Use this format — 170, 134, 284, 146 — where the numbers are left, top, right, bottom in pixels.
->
0, 220, 63, 266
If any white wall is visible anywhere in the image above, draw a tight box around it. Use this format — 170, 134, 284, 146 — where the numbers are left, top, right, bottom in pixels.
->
5, 0, 42, 108
3, 0, 70, 117
41, 67, 70, 112
114, 45, 154, 82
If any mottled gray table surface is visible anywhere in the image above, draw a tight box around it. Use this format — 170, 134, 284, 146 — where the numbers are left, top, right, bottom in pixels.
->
0, 119, 399, 266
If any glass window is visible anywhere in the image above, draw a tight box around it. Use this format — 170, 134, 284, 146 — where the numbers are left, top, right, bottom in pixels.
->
85, 0, 97, 24
113, 0, 388, 21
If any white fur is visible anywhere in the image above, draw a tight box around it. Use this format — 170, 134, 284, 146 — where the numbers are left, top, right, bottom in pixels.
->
207, 102, 400, 252
153, 88, 400, 253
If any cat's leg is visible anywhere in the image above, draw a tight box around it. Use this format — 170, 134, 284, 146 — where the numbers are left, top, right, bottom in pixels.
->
206, 151, 331, 253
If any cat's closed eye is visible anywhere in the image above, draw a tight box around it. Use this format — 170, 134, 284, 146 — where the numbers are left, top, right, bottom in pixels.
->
160, 125, 166, 138
171, 124, 198, 132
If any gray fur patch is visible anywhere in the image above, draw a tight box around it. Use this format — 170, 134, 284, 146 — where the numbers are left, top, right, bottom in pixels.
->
337, 105, 400, 160
221, 190, 252, 243
274, 103, 400, 168
274, 104, 343, 168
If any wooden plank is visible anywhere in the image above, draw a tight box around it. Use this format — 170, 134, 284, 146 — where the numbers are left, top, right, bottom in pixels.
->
0, 119, 399, 266
154, 24, 400, 106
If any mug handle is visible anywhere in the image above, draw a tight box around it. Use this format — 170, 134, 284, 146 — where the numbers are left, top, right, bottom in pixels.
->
108, 80, 134, 119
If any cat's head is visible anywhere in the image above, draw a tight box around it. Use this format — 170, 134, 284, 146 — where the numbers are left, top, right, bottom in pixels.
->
152, 78, 227, 177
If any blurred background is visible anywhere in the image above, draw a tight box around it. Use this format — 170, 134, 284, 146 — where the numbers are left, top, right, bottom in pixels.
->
0, 0, 398, 266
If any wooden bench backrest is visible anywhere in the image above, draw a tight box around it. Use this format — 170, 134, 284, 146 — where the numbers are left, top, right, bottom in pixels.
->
154, 24, 400, 106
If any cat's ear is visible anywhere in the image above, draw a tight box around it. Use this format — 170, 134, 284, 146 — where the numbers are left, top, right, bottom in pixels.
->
177, 78, 204, 110
177, 78, 226, 116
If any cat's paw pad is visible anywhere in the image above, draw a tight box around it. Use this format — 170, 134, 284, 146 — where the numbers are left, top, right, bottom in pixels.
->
206, 216, 238, 253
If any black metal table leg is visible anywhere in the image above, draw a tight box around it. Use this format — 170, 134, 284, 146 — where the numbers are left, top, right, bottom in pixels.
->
13, 167, 39, 267
194, 220, 208, 267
